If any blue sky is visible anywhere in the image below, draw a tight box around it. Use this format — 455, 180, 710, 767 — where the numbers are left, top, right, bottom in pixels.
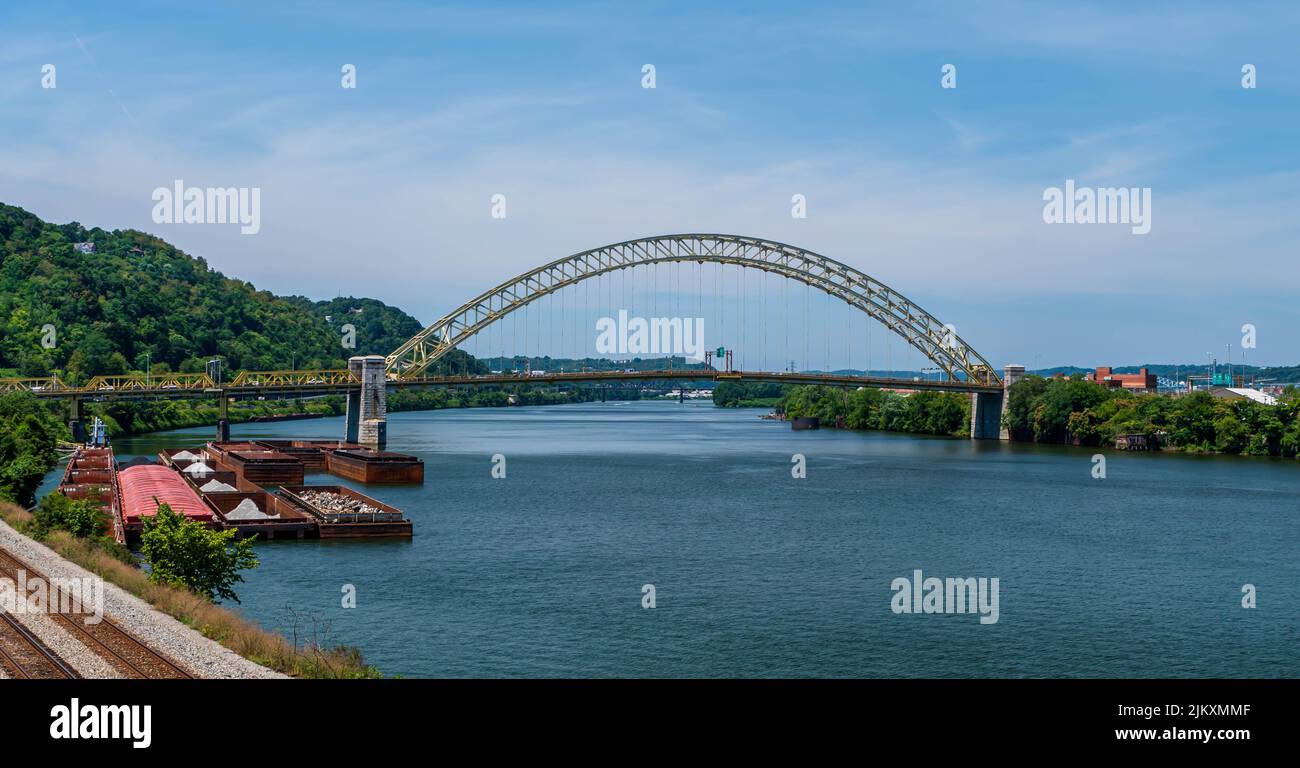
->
2, 1, 1298, 369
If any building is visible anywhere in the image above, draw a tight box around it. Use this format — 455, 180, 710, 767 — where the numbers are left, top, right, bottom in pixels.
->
1086, 366, 1156, 393
1208, 387, 1278, 406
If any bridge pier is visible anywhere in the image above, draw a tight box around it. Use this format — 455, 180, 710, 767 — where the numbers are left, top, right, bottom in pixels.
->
216, 392, 230, 442
346, 355, 388, 449
969, 364, 1025, 440
969, 392, 1002, 440
344, 390, 361, 443
68, 396, 86, 444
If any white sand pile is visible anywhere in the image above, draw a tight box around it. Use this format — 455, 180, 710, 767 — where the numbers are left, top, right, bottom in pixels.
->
200, 479, 237, 492
224, 498, 278, 521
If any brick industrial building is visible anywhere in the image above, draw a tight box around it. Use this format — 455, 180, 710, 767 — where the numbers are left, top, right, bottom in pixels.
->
1086, 366, 1157, 393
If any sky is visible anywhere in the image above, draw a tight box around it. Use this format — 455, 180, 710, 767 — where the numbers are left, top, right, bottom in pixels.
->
1, 0, 1298, 370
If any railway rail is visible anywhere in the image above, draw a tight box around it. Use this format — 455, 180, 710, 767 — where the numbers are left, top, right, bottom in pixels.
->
0, 549, 192, 679
0, 610, 80, 679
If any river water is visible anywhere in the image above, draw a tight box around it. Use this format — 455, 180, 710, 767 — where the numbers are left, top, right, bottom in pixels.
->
95, 401, 1296, 678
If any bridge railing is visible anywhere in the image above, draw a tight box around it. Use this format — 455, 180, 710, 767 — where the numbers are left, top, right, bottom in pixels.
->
82, 373, 216, 391
1, 367, 1000, 397
227, 369, 358, 388
0, 375, 67, 393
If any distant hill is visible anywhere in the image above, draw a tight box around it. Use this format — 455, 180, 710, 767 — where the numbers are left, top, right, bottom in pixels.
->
0, 203, 471, 381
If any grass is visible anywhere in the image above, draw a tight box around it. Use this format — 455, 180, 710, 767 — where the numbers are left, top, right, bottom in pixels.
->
0, 502, 381, 678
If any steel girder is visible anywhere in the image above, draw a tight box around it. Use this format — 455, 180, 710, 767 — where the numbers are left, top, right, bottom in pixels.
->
386, 234, 1002, 385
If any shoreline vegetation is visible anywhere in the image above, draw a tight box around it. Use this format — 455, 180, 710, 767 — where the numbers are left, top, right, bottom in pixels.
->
719, 377, 1300, 459
0, 500, 381, 678
82, 385, 653, 440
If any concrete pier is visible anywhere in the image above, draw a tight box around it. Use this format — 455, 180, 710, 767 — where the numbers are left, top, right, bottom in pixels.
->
970, 391, 1003, 440
970, 364, 1025, 440
216, 393, 230, 442
67, 397, 86, 443
345, 355, 388, 449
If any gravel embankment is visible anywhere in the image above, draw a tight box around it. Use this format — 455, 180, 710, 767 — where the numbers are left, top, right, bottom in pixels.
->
0, 519, 285, 679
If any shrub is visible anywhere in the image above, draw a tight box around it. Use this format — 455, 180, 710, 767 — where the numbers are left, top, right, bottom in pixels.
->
140, 502, 259, 603
30, 492, 109, 539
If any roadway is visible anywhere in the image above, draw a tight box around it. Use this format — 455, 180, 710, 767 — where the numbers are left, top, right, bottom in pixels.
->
2, 368, 1002, 402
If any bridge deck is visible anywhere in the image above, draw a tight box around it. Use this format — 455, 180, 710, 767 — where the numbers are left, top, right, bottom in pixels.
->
5, 369, 1001, 400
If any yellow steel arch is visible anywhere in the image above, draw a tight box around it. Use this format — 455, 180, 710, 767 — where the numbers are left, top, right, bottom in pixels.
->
387, 234, 1001, 385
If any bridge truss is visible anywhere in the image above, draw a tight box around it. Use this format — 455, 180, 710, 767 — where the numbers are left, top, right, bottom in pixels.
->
386, 234, 1001, 386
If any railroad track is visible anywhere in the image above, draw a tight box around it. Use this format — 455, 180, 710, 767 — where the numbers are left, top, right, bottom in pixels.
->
0, 549, 192, 679
0, 610, 80, 679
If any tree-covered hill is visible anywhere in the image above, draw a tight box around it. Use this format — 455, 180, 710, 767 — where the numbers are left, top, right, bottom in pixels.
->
0, 203, 464, 381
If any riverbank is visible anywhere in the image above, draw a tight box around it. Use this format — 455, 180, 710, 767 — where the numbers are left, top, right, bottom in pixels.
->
0, 509, 283, 678
88, 396, 346, 438
771, 379, 1300, 459
0, 502, 380, 678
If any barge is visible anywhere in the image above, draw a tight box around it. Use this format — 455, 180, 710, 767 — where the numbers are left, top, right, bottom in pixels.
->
279, 485, 413, 538
59, 446, 124, 543
56, 437, 421, 543
117, 464, 215, 544
206, 442, 305, 486
326, 448, 424, 484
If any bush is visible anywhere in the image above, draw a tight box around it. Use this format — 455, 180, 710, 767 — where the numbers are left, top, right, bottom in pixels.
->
30, 492, 109, 539
0, 392, 68, 505
140, 502, 259, 603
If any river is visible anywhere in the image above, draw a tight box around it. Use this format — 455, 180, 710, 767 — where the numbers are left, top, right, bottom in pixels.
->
87, 401, 1298, 678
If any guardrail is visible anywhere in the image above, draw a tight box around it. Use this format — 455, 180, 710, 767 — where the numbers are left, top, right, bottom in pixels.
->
0, 367, 1002, 396
228, 369, 358, 388
0, 376, 66, 393
82, 372, 216, 391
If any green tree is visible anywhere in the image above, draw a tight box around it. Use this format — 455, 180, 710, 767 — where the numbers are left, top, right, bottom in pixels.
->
0, 392, 67, 505
30, 492, 109, 538
1003, 376, 1048, 440
140, 503, 259, 603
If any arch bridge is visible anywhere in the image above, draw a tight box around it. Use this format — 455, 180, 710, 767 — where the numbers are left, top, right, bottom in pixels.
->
3, 235, 1014, 444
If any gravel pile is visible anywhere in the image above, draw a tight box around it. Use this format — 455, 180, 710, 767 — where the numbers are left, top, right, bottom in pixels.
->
0, 519, 284, 679
299, 489, 383, 516
225, 498, 278, 521
200, 479, 237, 492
